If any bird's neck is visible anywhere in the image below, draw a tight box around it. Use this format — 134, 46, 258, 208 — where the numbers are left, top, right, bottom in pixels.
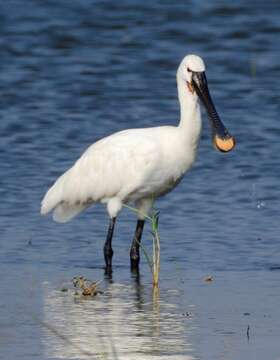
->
177, 78, 201, 129
176, 78, 202, 149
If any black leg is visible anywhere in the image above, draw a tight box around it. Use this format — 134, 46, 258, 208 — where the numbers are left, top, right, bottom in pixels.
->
130, 219, 145, 270
104, 217, 116, 272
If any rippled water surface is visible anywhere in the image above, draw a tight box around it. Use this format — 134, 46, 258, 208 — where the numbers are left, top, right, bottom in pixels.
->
0, 1, 280, 359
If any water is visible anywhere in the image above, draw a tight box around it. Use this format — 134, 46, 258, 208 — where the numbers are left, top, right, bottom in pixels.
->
0, 1, 280, 359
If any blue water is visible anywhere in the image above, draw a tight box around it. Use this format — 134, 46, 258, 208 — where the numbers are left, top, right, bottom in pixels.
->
0, 1, 280, 359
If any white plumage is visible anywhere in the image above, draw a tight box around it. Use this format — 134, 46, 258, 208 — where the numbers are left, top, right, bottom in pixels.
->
41, 55, 207, 222
41, 55, 235, 274
41, 53, 234, 270
41, 124, 200, 222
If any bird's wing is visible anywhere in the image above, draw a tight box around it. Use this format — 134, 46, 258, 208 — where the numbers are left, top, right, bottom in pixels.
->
41, 128, 161, 220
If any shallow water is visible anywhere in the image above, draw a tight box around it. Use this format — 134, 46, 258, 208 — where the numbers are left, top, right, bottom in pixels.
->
0, 1, 280, 359
2, 264, 280, 360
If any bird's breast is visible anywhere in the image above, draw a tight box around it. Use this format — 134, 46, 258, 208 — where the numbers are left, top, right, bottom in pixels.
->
128, 139, 198, 201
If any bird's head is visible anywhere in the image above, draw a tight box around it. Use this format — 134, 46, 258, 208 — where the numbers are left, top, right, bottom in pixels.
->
177, 54, 235, 153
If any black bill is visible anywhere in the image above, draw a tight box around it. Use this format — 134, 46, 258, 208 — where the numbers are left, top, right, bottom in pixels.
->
192, 71, 235, 152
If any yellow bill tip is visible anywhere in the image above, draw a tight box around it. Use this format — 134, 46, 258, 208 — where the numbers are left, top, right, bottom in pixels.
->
213, 135, 236, 153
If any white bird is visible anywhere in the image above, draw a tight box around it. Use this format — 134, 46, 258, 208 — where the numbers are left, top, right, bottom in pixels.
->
41, 54, 235, 272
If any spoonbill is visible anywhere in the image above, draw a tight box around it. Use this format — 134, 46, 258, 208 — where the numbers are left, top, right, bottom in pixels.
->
41, 54, 235, 272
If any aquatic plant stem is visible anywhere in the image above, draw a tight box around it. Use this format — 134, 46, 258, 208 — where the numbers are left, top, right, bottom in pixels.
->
151, 211, 160, 287
124, 204, 161, 287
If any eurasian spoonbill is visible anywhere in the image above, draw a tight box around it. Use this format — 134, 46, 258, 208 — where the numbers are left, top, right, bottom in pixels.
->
41, 54, 235, 272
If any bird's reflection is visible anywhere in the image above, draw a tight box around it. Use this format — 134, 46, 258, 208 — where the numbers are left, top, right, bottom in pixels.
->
42, 272, 194, 360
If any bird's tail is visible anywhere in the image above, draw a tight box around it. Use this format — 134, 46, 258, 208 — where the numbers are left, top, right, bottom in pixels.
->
41, 177, 90, 223
52, 202, 90, 223
41, 193, 90, 223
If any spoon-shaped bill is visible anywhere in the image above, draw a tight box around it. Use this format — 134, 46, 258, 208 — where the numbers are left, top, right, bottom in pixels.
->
192, 72, 236, 152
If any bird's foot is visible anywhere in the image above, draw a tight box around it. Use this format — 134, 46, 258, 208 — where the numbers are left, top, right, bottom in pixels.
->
104, 263, 113, 277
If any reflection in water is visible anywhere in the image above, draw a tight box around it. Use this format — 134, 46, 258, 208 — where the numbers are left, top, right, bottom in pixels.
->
42, 275, 194, 359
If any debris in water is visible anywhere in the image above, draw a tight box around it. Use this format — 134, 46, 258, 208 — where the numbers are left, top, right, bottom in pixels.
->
72, 276, 103, 297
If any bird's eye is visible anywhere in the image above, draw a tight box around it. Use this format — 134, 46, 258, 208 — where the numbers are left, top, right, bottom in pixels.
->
187, 67, 191, 73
